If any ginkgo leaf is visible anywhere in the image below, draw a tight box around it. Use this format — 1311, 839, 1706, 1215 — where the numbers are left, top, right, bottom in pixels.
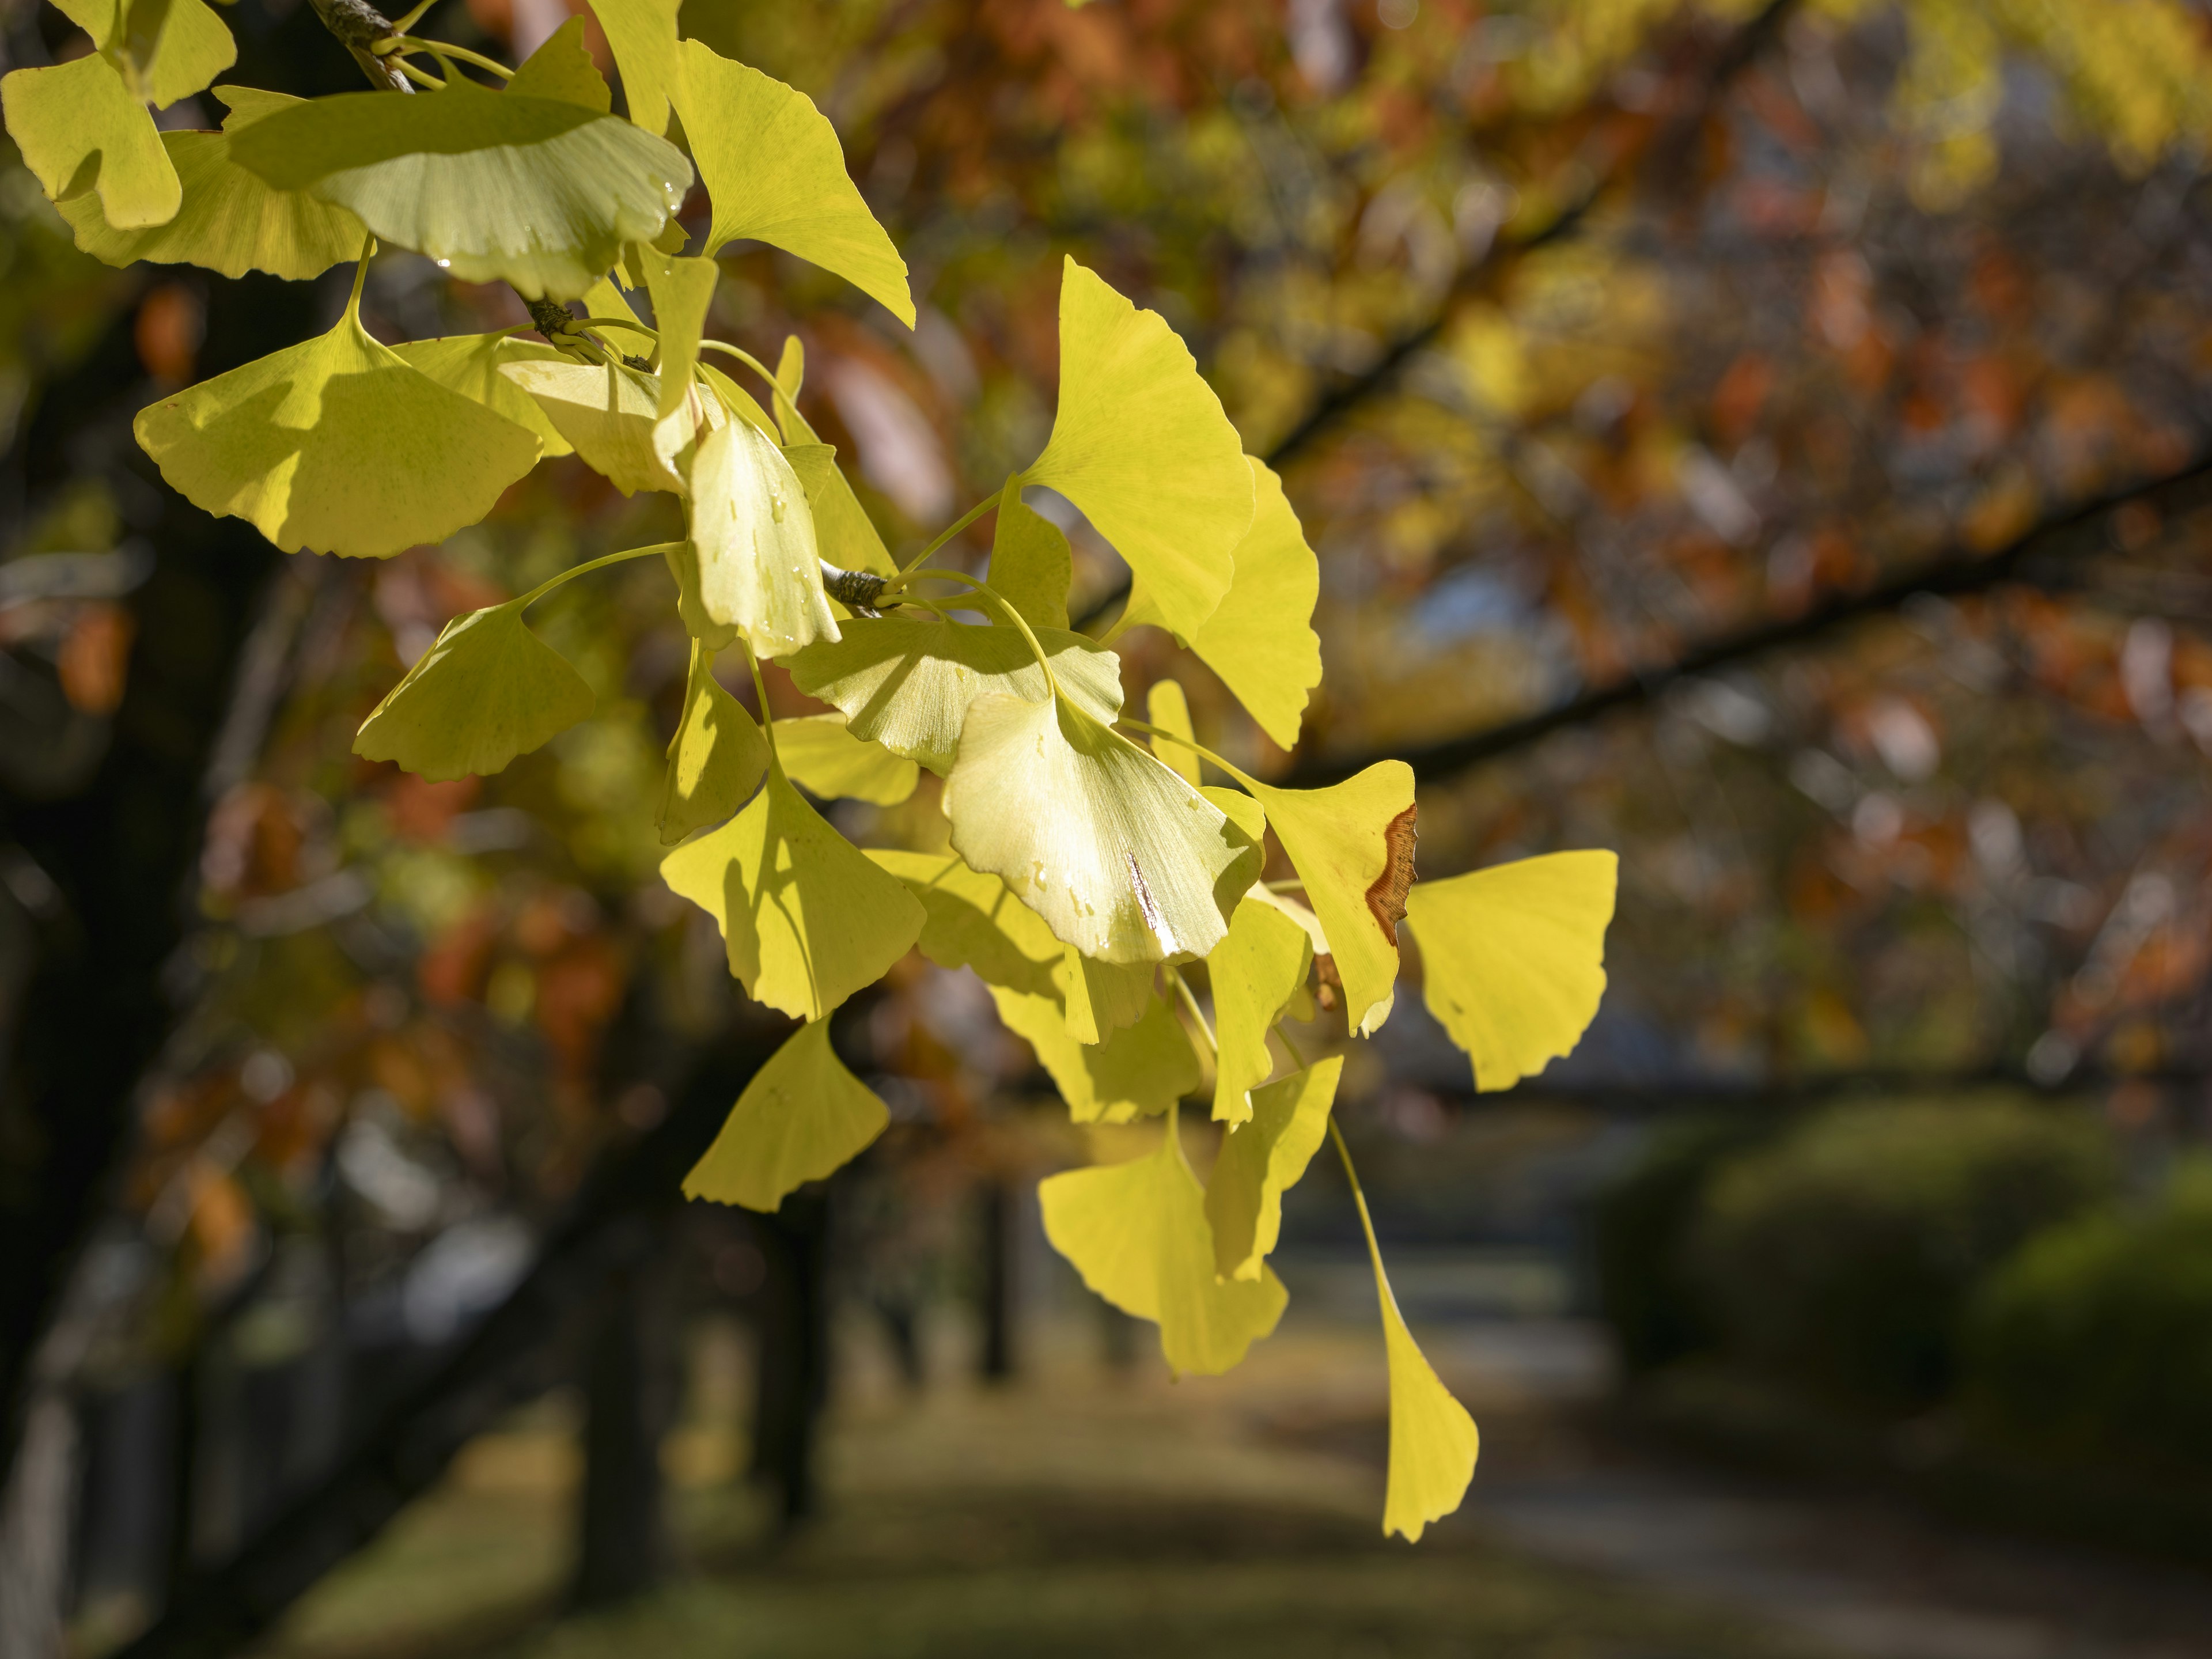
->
1404, 851, 1618, 1092
1203, 784, 1267, 845
392, 333, 573, 457
677, 42, 914, 326
55, 0, 236, 109
1040, 1118, 1287, 1374
643, 252, 716, 418
3, 56, 178, 229
1370, 1241, 1479, 1540
775, 334, 804, 403
689, 415, 838, 659
57, 88, 366, 279
988, 476, 1071, 631
995, 986, 1198, 1123
1244, 882, 1330, 957
1022, 259, 1251, 639
585, 0, 680, 135
229, 82, 691, 299
659, 638, 768, 843
502, 358, 687, 494
1146, 678, 1200, 787
1206, 896, 1312, 1124
1192, 459, 1321, 749
1205, 1056, 1342, 1279
661, 764, 923, 1020
777, 441, 887, 582
772, 713, 917, 805
661, 539, 735, 650
1057, 945, 1154, 1044
944, 691, 1260, 964
683, 1017, 886, 1212
868, 849, 1060, 999
136, 295, 543, 558
1246, 764, 1416, 1038
506, 17, 610, 111
785, 616, 1122, 773
353, 600, 592, 781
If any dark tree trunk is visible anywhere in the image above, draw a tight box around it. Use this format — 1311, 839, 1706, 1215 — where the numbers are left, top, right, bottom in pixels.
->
748, 1193, 828, 1526
978, 1180, 1017, 1382
571, 1215, 681, 1608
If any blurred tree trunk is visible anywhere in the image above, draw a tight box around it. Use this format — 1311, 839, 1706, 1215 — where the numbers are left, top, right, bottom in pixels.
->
571, 1215, 681, 1608
749, 1194, 828, 1526
978, 1180, 1016, 1381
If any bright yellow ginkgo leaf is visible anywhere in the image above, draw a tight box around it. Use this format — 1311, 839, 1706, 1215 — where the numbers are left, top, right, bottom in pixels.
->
3, 55, 178, 229
1040, 1113, 1287, 1374
660, 764, 923, 1021
772, 713, 918, 806
658, 638, 768, 844
676, 42, 914, 326
1403, 850, 1618, 1091
992, 986, 1199, 1124
944, 691, 1260, 964
867, 850, 1060, 999
1372, 1248, 1479, 1541
502, 358, 687, 494
581, 0, 680, 132
643, 252, 717, 418
688, 415, 838, 660
683, 1018, 887, 1212
1145, 677, 1201, 786
1205, 1056, 1341, 1279
780, 441, 893, 582
988, 476, 1071, 631
1057, 945, 1154, 1044
55, 0, 235, 109
1206, 896, 1312, 1123
1247, 763, 1417, 1038
353, 600, 592, 781
506, 17, 611, 111
1023, 259, 1251, 640
1190, 459, 1321, 750
392, 333, 573, 457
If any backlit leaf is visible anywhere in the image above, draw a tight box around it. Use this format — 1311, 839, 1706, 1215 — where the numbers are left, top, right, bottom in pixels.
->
867, 849, 1060, 998
988, 476, 1071, 631
136, 294, 543, 558
676, 43, 914, 325
659, 638, 768, 844
1246, 764, 1416, 1037
3, 55, 178, 229
683, 1018, 886, 1212
1206, 896, 1312, 1123
1244, 882, 1330, 957
688, 415, 838, 659
943, 691, 1260, 964
1023, 259, 1251, 639
1370, 1241, 1479, 1541
660, 764, 923, 1020
353, 600, 591, 781
1040, 1118, 1287, 1374
1404, 851, 1618, 1092
392, 332, 573, 456
1058, 945, 1153, 1044
775, 334, 804, 404
506, 17, 610, 111
229, 82, 691, 299
1146, 677, 1200, 786
1191, 460, 1321, 749
643, 251, 716, 418
585, 0, 681, 135
785, 615, 1122, 774
61, 0, 236, 108
772, 713, 917, 805
502, 357, 687, 494
994, 985, 1198, 1123
779, 441, 892, 579
1203, 784, 1267, 844
1205, 1056, 1341, 1279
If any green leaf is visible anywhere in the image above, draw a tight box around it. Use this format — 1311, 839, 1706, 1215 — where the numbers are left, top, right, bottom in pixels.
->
659, 638, 767, 844
772, 713, 918, 805
58, 90, 368, 281
229, 83, 691, 300
1205, 1056, 1341, 1280
3, 56, 179, 229
660, 764, 924, 1020
1243, 882, 1329, 957
682, 1018, 886, 1212
676, 41, 914, 326
775, 334, 804, 403
643, 251, 716, 418
506, 17, 611, 111
83, 0, 236, 109
992, 986, 1198, 1124
1022, 259, 1251, 639
1206, 896, 1312, 1124
785, 615, 1123, 774
1203, 784, 1267, 844
1145, 677, 1200, 786
1245, 764, 1416, 1038
353, 600, 592, 781
1191, 459, 1321, 749
136, 298, 543, 558
943, 691, 1261, 964
867, 849, 1060, 999
988, 476, 1071, 631
770, 385, 895, 578
584, 0, 681, 135
661, 537, 736, 651
502, 357, 687, 494
1369, 1241, 1479, 1540
1039, 1118, 1287, 1373
1404, 851, 1618, 1092
392, 332, 574, 457
688, 415, 838, 659
1058, 945, 1153, 1044
697, 360, 779, 440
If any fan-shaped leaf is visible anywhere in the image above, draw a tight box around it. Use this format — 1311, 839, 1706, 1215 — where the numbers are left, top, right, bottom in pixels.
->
1404, 851, 1618, 1092
988, 477, 1071, 631
1022, 259, 1251, 639
643, 251, 715, 418
1040, 1119, 1286, 1374
866, 850, 1060, 999
677, 41, 914, 325
584, 0, 680, 135
1370, 1244, 1479, 1540
3, 55, 178, 229
229, 83, 690, 299
506, 17, 609, 111
994, 986, 1198, 1124
1058, 946, 1153, 1044
502, 357, 687, 494
683, 1018, 886, 1212
1205, 1056, 1341, 1280
944, 691, 1260, 964
1145, 677, 1200, 786
353, 600, 592, 781
135, 298, 543, 558
1194, 459, 1321, 748
785, 615, 1123, 774
689, 415, 837, 659
55, 0, 236, 109
1206, 896, 1312, 1124
778, 441, 892, 581
659, 639, 767, 843
392, 332, 572, 456
661, 539, 736, 652
660, 765, 923, 1020
772, 713, 916, 805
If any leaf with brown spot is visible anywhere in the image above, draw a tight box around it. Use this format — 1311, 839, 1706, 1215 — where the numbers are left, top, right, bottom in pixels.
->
1365, 804, 1418, 942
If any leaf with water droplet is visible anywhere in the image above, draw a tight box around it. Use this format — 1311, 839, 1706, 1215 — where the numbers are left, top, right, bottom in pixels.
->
687, 416, 838, 659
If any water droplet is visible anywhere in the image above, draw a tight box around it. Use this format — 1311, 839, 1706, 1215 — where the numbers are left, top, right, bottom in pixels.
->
435, 258, 451, 269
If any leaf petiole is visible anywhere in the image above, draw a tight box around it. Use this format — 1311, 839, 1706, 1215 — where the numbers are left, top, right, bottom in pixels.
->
1166, 965, 1217, 1056
1115, 715, 1260, 791
896, 494, 995, 577
390, 56, 445, 89
696, 340, 805, 432
1328, 1118, 1389, 1282
515, 542, 672, 611
743, 640, 781, 769
390, 36, 514, 78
